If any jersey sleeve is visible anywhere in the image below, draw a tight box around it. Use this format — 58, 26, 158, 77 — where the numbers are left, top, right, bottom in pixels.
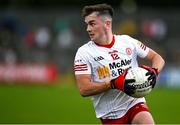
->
131, 37, 149, 58
74, 48, 91, 75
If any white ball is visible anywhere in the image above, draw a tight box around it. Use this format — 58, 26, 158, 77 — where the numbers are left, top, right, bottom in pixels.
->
125, 67, 152, 98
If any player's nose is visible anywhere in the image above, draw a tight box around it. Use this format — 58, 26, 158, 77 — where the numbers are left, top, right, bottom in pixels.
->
86, 25, 91, 32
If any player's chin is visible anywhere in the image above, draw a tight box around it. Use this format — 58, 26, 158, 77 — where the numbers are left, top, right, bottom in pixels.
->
89, 36, 95, 41
89, 34, 96, 40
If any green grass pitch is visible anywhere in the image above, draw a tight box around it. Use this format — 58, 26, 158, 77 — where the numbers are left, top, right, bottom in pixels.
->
0, 81, 179, 124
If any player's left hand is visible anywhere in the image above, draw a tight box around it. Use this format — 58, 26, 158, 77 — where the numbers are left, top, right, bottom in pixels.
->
140, 65, 158, 88
110, 68, 136, 96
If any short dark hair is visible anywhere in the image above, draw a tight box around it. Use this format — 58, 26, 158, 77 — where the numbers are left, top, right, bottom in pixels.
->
82, 3, 114, 18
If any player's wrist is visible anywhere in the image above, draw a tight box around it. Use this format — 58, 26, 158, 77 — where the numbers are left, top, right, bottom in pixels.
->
105, 81, 112, 89
152, 68, 158, 76
109, 80, 116, 89
140, 65, 158, 76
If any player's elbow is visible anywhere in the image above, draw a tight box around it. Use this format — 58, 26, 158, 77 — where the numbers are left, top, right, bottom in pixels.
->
162, 57, 165, 67
79, 88, 90, 97
158, 54, 165, 71
161, 58, 165, 72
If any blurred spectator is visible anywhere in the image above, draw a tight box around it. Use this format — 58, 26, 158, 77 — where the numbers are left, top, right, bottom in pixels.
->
35, 26, 51, 48
23, 31, 35, 48
0, 13, 20, 63
54, 19, 74, 48
115, 19, 138, 36
141, 19, 167, 41
5, 49, 17, 65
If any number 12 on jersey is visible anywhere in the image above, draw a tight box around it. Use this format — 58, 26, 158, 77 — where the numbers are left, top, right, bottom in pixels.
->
111, 53, 120, 60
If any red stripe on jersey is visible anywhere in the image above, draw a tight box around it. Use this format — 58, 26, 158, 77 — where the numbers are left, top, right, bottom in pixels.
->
74, 67, 88, 70
74, 64, 87, 67
74, 66, 88, 71
144, 46, 146, 50
140, 43, 146, 50
74, 68, 88, 71
74, 65, 87, 67
74, 64, 88, 71
74, 64, 87, 69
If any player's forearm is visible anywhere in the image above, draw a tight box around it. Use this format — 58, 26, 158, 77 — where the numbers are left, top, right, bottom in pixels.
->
75, 74, 112, 97
151, 54, 165, 73
145, 49, 165, 73
78, 80, 111, 97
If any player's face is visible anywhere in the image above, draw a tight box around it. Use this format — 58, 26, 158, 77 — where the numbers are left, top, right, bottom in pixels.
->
85, 12, 107, 43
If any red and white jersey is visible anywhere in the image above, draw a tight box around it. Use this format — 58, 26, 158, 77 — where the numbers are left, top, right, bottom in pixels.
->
74, 35, 149, 119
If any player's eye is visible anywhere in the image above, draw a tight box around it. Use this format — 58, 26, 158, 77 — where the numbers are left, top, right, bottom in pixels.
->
90, 22, 96, 27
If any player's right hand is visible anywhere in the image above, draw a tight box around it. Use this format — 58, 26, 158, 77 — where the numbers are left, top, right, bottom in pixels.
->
110, 68, 136, 96
140, 65, 158, 88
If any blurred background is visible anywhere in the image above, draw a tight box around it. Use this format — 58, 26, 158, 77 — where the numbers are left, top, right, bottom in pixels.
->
0, 0, 180, 124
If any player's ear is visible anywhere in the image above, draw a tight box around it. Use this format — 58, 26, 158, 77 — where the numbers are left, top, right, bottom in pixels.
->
105, 20, 111, 29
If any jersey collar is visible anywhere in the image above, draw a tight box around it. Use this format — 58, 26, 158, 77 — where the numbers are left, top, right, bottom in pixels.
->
95, 35, 115, 48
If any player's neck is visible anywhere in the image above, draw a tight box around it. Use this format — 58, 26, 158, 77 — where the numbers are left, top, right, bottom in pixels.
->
98, 33, 113, 45
94, 33, 114, 48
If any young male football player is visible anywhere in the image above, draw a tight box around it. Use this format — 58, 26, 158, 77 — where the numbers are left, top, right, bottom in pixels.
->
74, 3, 165, 124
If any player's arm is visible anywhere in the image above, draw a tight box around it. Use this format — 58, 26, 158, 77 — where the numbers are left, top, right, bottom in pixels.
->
75, 71, 135, 97
74, 49, 112, 97
129, 36, 165, 73
75, 74, 111, 97
140, 48, 165, 88
144, 48, 165, 73
131, 36, 165, 87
